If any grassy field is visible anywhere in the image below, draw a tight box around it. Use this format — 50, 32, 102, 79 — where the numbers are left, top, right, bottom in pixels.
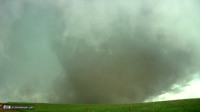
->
1, 98, 200, 112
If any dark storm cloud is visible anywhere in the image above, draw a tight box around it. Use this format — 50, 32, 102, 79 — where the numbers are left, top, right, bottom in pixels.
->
0, 0, 200, 104
50, 0, 200, 103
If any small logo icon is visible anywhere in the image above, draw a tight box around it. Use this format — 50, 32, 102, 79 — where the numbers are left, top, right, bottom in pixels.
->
3, 105, 11, 109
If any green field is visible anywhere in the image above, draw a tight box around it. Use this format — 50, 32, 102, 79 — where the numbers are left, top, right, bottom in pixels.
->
1, 98, 200, 112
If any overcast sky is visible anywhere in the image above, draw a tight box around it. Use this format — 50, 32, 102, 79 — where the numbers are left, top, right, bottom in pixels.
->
0, 0, 200, 104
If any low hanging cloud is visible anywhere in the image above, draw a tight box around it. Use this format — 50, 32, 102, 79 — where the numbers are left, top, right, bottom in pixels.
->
0, 0, 200, 104
50, 0, 200, 103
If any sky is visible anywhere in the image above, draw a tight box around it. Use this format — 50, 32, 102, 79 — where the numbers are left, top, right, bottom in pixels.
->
0, 0, 200, 104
